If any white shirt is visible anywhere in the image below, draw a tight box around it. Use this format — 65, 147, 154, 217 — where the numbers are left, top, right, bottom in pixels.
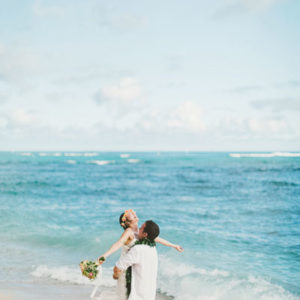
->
116, 244, 158, 300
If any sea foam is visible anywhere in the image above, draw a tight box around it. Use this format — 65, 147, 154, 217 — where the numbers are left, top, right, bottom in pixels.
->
66, 160, 76, 164
31, 265, 114, 287
31, 258, 299, 300
128, 159, 140, 163
83, 153, 98, 157
64, 153, 83, 157
157, 256, 299, 300
89, 160, 114, 166
39, 152, 62, 157
230, 152, 300, 158
64, 152, 98, 157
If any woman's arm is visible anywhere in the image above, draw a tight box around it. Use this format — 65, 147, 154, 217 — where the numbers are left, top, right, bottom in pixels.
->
155, 237, 184, 252
97, 228, 133, 264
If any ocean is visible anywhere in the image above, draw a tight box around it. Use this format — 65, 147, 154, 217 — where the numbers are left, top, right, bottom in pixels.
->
0, 151, 299, 300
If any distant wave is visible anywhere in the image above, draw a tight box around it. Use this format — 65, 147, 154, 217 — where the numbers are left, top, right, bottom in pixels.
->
88, 160, 114, 166
230, 152, 300, 158
83, 152, 98, 157
128, 159, 140, 163
120, 154, 130, 158
39, 153, 62, 157
64, 152, 98, 157
39, 153, 47, 156
20, 152, 33, 156
66, 160, 76, 164
64, 153, 82, 157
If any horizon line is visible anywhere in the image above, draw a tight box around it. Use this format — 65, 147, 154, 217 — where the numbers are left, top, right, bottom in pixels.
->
1, 150, 300, 153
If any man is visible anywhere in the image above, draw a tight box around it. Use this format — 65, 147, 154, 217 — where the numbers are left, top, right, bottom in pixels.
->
113, 220, 160, 300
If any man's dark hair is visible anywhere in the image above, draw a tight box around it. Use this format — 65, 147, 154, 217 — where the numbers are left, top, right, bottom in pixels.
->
144, 220, 160, 241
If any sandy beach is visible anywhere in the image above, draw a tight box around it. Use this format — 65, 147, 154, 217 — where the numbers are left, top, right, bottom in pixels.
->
0, 281, 172, 300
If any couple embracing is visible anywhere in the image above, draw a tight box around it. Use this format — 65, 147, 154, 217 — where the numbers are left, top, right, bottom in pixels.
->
97, 210, 183, 300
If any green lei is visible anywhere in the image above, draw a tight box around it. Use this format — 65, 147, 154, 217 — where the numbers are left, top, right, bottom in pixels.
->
125, 238, 156, 298
134, 238, 156, 247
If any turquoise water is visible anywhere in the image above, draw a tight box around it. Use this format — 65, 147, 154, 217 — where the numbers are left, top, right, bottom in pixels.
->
0, 152, 299, 299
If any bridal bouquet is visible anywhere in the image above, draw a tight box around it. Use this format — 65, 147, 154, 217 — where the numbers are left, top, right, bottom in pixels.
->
79, 260, 99, 280
79, 257, 105, 280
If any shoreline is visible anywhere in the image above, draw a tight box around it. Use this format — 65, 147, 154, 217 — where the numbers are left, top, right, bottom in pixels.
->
1, 280, 173, 300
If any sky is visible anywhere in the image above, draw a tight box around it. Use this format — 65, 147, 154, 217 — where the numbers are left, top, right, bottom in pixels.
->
0, 0, 299, 151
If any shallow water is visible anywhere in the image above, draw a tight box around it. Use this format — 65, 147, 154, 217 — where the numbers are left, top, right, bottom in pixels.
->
0, 151, 299, 299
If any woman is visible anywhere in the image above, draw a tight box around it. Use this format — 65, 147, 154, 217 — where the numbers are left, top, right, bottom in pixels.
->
97, 209, 183, 300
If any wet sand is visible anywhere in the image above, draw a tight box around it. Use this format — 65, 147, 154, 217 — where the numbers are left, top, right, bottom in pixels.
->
0, 281, 172, 300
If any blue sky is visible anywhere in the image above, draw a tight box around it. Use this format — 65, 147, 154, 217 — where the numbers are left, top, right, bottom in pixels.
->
0, 0, 299, 151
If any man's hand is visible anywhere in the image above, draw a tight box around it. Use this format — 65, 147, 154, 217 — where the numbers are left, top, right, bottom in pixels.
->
113, 266, 121, 280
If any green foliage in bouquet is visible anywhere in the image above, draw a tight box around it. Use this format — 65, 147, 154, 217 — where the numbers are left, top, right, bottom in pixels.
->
79, 260, 99, 280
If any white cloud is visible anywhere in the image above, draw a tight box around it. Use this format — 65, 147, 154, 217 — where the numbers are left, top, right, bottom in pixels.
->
251, 98, 300, 112
0, 43, 5, 55
0, 109, 41, 143
228, 85, 263, 93
92, 99, 207, 135
0, 117, 7, 129
216, 115, 288, 137
165, 55, 185, 73
32, 0, 64, 17
167, 101, 206, 133
241, 0, 282, 11
11, 109, 38, 126
0, 106, 296, 151
248, 118, 287, 133
137, 109, 161, 132
95, 77, 142, 104
0, 91, 9, 103
109, 15, 146, 32
0, 44, 42, 81
213, 0, 284, 19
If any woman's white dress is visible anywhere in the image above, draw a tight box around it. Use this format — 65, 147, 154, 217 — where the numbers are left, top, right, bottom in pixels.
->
117, 237, 137, 300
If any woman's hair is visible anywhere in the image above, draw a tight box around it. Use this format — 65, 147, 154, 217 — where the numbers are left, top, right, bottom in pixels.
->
119, 212, 128, 229
119, 209, 136, 230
